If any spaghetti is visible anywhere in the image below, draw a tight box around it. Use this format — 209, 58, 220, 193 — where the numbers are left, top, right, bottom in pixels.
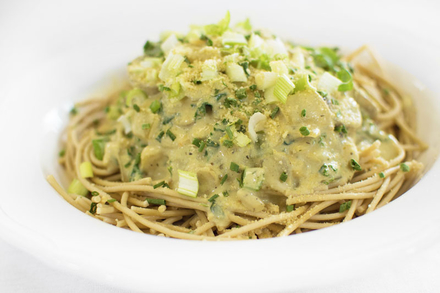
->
48, 14, 426, 240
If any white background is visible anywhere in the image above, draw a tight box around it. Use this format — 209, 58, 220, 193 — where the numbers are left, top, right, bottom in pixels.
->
1, 0, 440, 292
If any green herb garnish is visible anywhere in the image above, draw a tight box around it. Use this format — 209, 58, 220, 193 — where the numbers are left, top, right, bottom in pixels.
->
339, 201, 352, 213
286, 205, 295, 212
350, 159, 362, 171
400, 163, 410, 172
270, 106, 280, 119
300, 126, 310, 136
220, 174, 228, 185
280, 172, 288, 182
230, 162, 240, 173
150, 100, 161, 114
146, 198, 166, 205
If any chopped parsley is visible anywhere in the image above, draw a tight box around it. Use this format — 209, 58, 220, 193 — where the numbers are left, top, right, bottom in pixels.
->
379, 172, 385, 178
235, 88, 247, 99
335, 124, 348, 134
339, 201, 352, 213
301, 109, 306, 117
133, 104, 140, 112
279, 172, 288, 182
230, 162, 240, 172
286, 204, 295, 212
350, 159, 362, 171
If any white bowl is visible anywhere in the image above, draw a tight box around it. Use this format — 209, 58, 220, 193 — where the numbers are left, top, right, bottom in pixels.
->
1, 1, 440, 292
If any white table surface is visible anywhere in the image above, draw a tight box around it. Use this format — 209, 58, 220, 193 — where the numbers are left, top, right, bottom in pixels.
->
1, 0, 440, 292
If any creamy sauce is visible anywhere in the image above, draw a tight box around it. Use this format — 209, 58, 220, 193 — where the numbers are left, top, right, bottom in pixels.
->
93, 21, 402, 230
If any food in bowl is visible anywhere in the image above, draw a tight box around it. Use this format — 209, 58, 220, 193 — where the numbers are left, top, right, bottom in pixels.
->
47, 12, 426, 240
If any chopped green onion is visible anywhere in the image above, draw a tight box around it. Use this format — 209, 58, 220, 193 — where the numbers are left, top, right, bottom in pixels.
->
223, 140, 234, 148
331, 99, 339, 105
249, 84, 257, 91
225, 126, 233, 139
166, 129, 176, 141
220, 174, 228, 185
125, 88, 147, 106
59, 149, 66, 157
153, 181, 167, 189
350, 159, 362, 171
239, 62, 250, 76
272, 74, 295, 104
67, 178, 88, 196
301, 109, 306, 117
317, 90, 328, 97
222, 31, 247, 46
142, 123, 151, 130
143, 40, 163, 57
270, 106, 280, 119
243, 168, 265, 191
400, 163, 410, 172
208, 194, 219, 203
280, 172, 288, 182
198, 141, 206, 152
192, 138, 202, 147
80, 162, 94, 178
89, 202, 97, 214
299, 126, 310, 136
159, 52, 185, 80
92, 139, 105, 160
106, 106, 121, 120
379, 172, 385, 178
70, 107, 78, 115
91, 191, 99, 197
204, 11, 230, 36
146, 198, 166, 205
337, 69, 353, 92
133, 104, 140, 112
255, 72, 278, 90
159, 85, 171, 92
107, 199, 116, 203
150, 100, 161, 113
339, 201, 352, 213
233, 131, 251, 147
156, 131, 165, 142
201, 59, 218, 81
226, 63, 247, 82
286, 204, 295, 212
335, 124, 348, 134
177, 170, 199, 198
230, 162, 240, 172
